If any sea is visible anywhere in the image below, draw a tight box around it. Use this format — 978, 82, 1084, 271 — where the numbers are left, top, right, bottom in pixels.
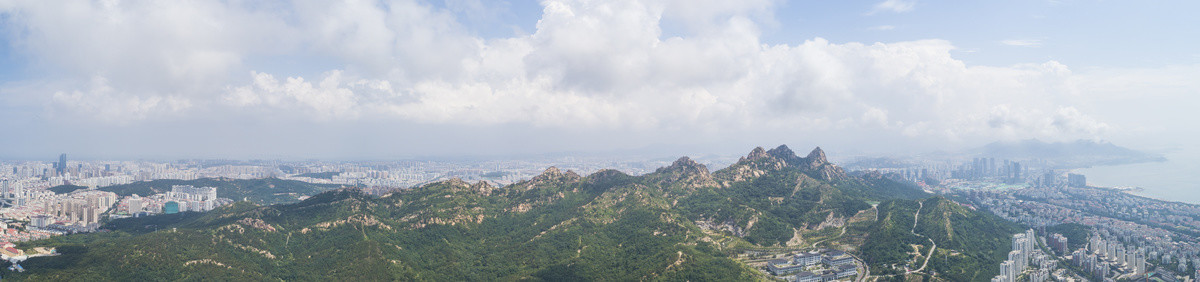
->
1077, 147, 1200, 205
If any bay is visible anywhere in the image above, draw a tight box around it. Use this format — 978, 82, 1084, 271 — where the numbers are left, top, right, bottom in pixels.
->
1077, 148, 1200, 205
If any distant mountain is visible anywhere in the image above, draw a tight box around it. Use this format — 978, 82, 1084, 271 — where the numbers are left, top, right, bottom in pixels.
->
8, 145, 1012, 281
975, 139, 1164, 168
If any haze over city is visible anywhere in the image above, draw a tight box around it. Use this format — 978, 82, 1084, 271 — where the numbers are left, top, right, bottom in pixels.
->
1, 0, 1197, 160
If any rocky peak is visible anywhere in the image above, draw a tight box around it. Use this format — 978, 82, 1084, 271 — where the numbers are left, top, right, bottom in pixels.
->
586, 169, 631, 184
805, 147, 828, 165
660, 157, 709, 174
442, 178, 471, 188
532, 166, 582, 183
766, 145, 796, 159
801, 147, 847, 181
743, 146, 770, 161
651, 157, 716, 188
766, 144, 804, 164
470, 181, 494, 195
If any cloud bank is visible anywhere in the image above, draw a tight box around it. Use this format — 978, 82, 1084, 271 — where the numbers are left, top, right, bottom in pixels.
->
1, 0, 1191, 157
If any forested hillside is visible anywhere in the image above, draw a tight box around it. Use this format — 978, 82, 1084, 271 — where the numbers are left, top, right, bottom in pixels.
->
6, 145, 1012, 281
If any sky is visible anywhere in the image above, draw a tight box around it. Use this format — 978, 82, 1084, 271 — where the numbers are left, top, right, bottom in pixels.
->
0, 0, 1198, 160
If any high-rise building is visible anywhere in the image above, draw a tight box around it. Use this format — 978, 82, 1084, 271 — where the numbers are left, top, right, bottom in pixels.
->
30, 215, 52, 228
1067, 173, 1086, 187
56, 153, 67, 176
126, 195, 142, 214
1024, 230, 1035, 254
1030, 270, 1049, 282
1000, 260, 1015, 282
170, 185, 218, 202
1048, 233, 1068, 254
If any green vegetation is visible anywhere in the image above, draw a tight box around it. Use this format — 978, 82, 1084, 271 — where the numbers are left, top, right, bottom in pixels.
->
100, 178, 342, 205
858, 200, 924, 275
1045, 223, 1092, 251
3, 146, 1013, 281
917, 197, 1021, 281
47, 184, 89, 194
856, 197, 1020, 281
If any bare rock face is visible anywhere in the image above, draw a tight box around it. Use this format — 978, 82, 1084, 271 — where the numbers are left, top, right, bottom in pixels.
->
661, 157, 709, 176
470, 181, 494, 195
531, 166, 582, 183
766, 144, 802, 164
802, 147, 847, 181
805, 146, 828, 165
650, 157, 717, 189
717, 147, 788, 184
442, 178, 471, 189
743, 146, 770, 161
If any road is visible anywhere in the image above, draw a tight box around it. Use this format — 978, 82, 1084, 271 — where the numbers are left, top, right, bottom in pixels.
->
855, 255, 871, 282
907, 200, 937, 274
855, 205, 882, 281
810, 225, 848, 248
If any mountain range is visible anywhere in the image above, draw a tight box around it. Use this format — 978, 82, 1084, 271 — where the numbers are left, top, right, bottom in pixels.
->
976, 139, 1165, 168
7, 145, 1018, 281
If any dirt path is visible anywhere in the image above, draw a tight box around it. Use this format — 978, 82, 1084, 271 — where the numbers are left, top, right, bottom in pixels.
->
907, 200, 937, 274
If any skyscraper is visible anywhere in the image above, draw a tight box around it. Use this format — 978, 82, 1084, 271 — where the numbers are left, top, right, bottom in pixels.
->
1000, 260, 1015, 282
56, 153, 67, 176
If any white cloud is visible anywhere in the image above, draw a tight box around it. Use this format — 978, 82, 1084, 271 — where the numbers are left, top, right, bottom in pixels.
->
49, 76, 192, 124
1, 0, 1174, 149
1001, 39, 1043, 47
870, 0, 916, 14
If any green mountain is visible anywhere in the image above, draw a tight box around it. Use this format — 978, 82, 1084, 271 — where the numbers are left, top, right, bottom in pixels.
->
47, 184, 89, 194
860, 197, 1020, 281
100, 178, 343, 205
7, 145, 1014, 281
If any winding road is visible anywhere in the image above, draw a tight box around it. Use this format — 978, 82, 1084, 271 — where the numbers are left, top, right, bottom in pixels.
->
907, 200, 937, 274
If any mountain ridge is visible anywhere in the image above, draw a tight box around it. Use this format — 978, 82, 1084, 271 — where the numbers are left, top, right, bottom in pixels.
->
8, 145, 1012, 281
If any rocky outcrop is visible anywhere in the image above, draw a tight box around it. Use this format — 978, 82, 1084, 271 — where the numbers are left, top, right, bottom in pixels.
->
716, 145, 848, 184
745, 147, 770, 161
470, 181, 494, 195
716, 147, 790, 184
441, 178, 471, 189
766, 144, 803, 165
802, 147, 847, 181
648, 157, 718, 189
805, 146, 828, 166
531, 166, 582, 184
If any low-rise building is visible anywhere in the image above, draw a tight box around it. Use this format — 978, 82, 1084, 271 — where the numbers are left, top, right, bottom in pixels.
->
768, 259, 808, 276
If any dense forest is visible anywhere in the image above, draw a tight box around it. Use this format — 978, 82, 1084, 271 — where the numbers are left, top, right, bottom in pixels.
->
1045, 223, 1092, 251
47, 184, 89, 194
5, 145, 1015, 281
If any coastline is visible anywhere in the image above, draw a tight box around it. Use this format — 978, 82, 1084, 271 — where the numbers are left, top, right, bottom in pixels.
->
1075, 149, 1200, 206
1084, 184, 1200, 207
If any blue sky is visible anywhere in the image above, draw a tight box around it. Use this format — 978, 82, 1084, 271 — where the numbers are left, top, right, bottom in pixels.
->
0, 0, 1197, 159
427, 0, 1200, 68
